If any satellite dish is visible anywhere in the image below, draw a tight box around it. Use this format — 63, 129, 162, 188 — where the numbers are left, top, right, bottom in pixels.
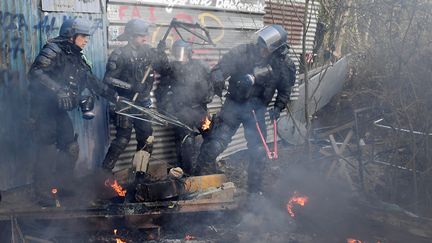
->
277, 115, 307, 145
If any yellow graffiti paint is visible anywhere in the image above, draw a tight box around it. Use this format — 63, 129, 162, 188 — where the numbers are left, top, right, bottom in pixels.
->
198, 12, 224, 43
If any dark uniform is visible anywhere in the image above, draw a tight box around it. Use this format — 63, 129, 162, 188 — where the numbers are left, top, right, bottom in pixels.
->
102, 19, 170, 171
155, 42, 212, 174
196, 25, 296, 192
28, 19, 116, 194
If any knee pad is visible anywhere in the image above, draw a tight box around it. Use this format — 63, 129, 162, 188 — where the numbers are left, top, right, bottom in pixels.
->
116, 115, 132, 129
114, 136, 131, 150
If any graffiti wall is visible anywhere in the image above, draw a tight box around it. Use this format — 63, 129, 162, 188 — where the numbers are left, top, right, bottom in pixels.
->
106, 0, 268, 168
107, 0, 265, 51
0, 0, 109, 189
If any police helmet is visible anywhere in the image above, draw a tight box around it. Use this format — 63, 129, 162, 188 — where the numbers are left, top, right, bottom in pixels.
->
117, 19, 149, 41
172, 40, 192, 62
256, 24, 288, 53
60, 18, 93, 38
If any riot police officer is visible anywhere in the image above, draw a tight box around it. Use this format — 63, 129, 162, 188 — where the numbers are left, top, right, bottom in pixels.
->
155, 40, 213, 174
28, 18, 117, 197
102, 19, 170, 171
195, 25, 296, 192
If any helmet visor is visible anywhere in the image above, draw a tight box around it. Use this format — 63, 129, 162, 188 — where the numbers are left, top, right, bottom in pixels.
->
172, 46, 190, 62
257, 25, 284, 52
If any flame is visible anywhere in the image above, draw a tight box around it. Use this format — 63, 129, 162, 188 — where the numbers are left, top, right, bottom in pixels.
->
185, 234, 196, 240
201, 116, 211, 131
51, 188, 58, 194
346, 239, 362, 243
286, 191, 309, 217
105, 179, 127, 197
114, 229, 126, 243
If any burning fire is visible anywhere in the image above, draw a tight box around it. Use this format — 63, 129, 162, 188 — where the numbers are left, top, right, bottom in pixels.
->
105, 179, 127, 197
51, 188, 58, 194
286, 191, 309, 217
113, 229, 126, 243
346, 239, 362, 243
185, 234, 196, 240
201, 116, 211, 131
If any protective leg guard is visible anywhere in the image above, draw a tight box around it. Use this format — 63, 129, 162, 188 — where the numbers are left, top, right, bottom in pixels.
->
102, 136, 130, 171
247, 147, 267, 193
195, 139, 226, 175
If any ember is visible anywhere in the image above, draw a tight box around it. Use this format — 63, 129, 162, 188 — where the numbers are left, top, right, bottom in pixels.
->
201, 116, 211, 131
346, 238, 362, 243
286, 191, 309, 217
185, 234, 196, 240
105, 179, 127, 197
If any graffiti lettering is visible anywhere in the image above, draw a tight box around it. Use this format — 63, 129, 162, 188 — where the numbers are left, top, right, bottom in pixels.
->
165, 0, 212, 13
215, 0, 265, 12
149, 11, 224, 46
33, 15, 103, 35
0, 11, 28, 31
33, 15, 58, 35
110, 6, 226, 45
137, 0, 265, 12
0, 36, 25, 59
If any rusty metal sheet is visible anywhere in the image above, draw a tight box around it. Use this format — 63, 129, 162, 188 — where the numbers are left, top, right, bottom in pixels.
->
41, 0, 102, 13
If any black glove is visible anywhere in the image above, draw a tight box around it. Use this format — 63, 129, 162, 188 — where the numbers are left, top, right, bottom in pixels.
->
57, 90, 75, 111
270, 107, 282, 120
157, 40, 167, 52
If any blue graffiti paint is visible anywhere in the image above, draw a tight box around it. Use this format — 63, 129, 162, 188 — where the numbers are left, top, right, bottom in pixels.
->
33, 15, 59, 35
34, 16, 103, 35
0, 35, 24, 59
0, 11, 28, 31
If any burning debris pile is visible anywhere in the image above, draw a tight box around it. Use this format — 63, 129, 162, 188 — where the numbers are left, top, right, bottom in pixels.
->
105, 179, 127, 197
286, 191, 309, 218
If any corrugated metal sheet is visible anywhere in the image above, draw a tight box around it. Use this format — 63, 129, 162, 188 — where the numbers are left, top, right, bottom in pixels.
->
265, 0, 320, 68
0, 0, 109, 189
0, 0, 42, 189
107, 0, 320, 171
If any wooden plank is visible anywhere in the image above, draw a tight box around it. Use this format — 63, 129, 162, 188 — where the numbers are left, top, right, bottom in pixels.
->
184, 174, 227, 192
318, 121, 355, 138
